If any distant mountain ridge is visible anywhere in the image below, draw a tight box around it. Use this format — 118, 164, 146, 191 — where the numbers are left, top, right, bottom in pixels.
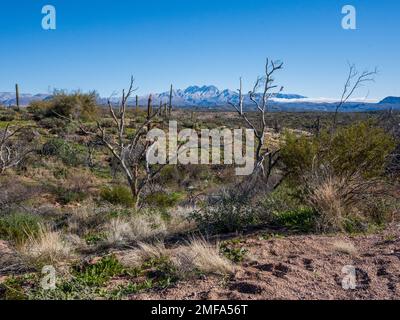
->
379, 96, 400, 104
1, 86, 400, 112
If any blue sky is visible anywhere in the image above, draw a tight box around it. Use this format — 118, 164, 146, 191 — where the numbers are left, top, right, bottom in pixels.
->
0, 0, 399, 99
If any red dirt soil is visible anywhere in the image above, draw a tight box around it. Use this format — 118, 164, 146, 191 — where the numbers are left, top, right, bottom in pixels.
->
130, 225, 400, 300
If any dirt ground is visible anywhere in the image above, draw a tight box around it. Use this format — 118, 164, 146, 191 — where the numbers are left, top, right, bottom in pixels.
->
130, 225, 400, 300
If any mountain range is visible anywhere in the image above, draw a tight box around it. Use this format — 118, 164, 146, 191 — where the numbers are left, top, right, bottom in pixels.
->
1, 85, 400, 112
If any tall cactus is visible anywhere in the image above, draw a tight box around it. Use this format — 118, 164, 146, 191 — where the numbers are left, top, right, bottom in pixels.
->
15, 84, 20, 108
135, 95, 139, 113
168, 84, 173, 116
147, 94, 152, 131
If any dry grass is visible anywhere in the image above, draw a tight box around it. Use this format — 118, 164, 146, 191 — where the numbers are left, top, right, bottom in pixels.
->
332, 240, 358, 256
305, 166, 385, 232
19, 224, 75, 266
175, 238, 234, 275
103, 209, 193, 246
104, 217, 134, 245
119, 238, 234, 276
308, 174, 346, 232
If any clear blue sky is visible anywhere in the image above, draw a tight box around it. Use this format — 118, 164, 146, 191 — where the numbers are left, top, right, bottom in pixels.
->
0, 0, 399, 99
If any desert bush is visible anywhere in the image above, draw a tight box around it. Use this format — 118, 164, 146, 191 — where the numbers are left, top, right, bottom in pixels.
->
260, 182, 305, 215
274, 207, 317, 233
27, 100, 52, 120
47, 91, 98, 121
219, 240, 248, 263
72, 255, 126, 287
0, 178, 43, 213
281, 120, 396, 179
66, 201, 110, 236
0, 212, 42, 244
100, 185, 134, 207
304, 166, 393, 232
53, 186, 88, 205
66, 169, 94, 192
104, 217, 133, 245
145, 192, 182, 208
42, 138, 85, 167
189, 190, 260, 234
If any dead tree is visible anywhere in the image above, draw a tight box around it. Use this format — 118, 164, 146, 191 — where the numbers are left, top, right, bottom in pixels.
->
0, 124, 37, 174
332, 63, 377, 129
168, 84, 173, 117
60, 77, 166, 208
229, 59, 283, 183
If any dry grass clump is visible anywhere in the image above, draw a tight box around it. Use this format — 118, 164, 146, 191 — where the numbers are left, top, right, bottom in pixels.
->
119, 241, 169, 267
305, 166, 389, 232
19, 224, 75, 266
175, 238, 234, 275
105, 217, 134, 245
119, 238, 234, 276
67, 200, 108, 236
332, 240, 358, 256
103, 208, 193, 247
307, 173, 347, 232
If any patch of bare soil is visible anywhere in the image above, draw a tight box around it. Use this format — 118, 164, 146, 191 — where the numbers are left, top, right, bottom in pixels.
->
130, 225, 400, 300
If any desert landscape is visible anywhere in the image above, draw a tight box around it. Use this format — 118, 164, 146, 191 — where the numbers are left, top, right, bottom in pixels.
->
0, 1, 399, 304
0, 69, 399, 300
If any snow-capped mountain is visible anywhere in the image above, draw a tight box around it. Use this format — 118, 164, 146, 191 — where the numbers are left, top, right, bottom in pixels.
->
127, 85, 308, 108
0, 85, 306, 108
1, 86, 399, 112
0, 92, 49, 106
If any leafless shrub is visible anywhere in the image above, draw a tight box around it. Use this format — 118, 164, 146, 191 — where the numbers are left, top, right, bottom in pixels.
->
332, 63, 377, 129
0, 124, 39, 175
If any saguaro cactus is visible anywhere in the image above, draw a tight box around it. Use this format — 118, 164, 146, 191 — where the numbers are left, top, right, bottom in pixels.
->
15, 84, 20, 108
168, 84, 173, 116
147, 94, 152, 130
135, 95, 139, 113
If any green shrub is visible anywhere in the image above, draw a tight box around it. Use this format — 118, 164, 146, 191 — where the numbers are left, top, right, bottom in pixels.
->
72, 255, 126, 286
281, 121, 396, 179
53, 186, 88, 205
100, 185, 134, 207
274, 207, 317, 233
0, 213, 41, 244
48, 91, 98, 120
27, 101, 52, 120
260, 183, 305, 215
42, 138, 84, 166
145, 192, 182, 208
84, 233, 106, 245
219, 241, 248, 263
189, 192, 260, 234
